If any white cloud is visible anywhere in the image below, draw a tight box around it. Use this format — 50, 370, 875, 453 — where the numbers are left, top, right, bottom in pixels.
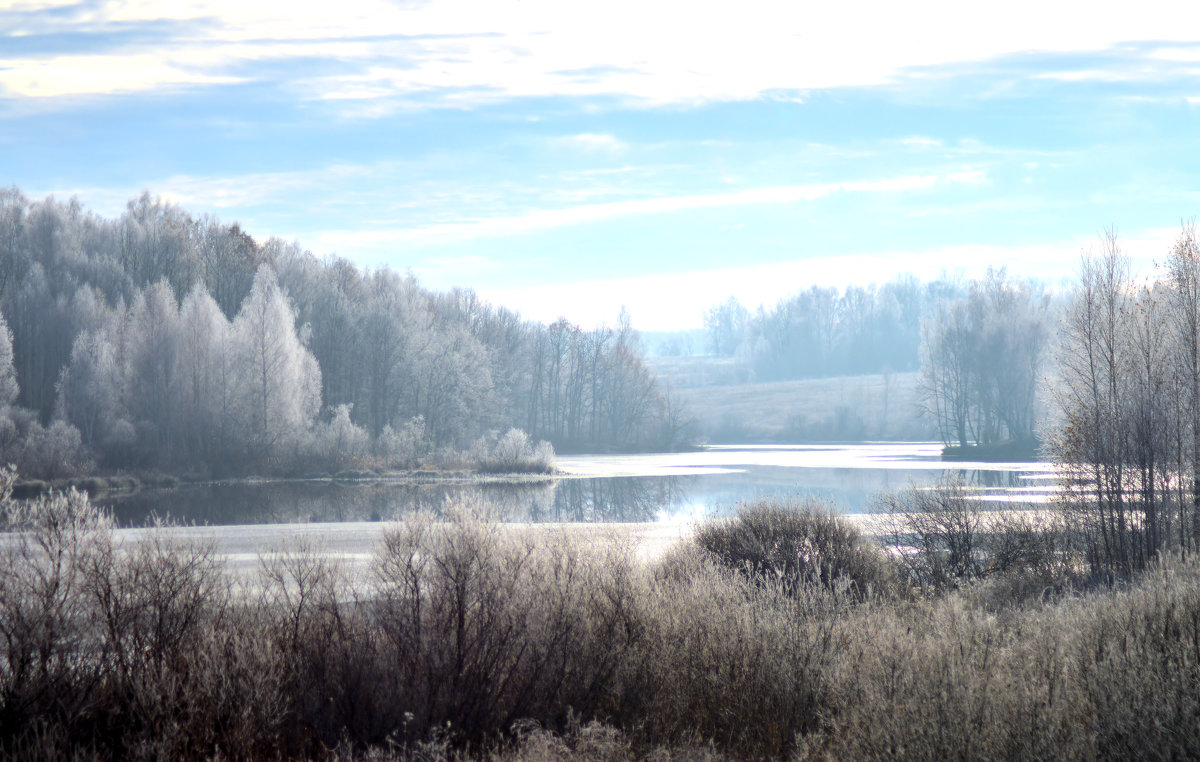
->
0, 53, 243, 97
1151, 47, 1200, 63
5, 0, 1200, 105
900, 136, 944, 149
553, 133, 627, 153
310, 170, 979, 251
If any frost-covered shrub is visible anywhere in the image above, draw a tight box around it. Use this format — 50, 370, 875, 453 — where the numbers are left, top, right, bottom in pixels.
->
2, 418, 93, 480
375, 416, 427, 469
23, 419, 91, 479
494, 428, 532, 465
470, 428, 556, 474
305, 404, 370, 469
693, 498, 899, 601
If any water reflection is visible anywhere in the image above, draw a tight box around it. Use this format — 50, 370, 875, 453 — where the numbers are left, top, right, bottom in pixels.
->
96, 480, 552, 527
95, 476, 686, 527
538, 477, 685, 522
94, 444, 1053, 528
965, 469, 1025, 489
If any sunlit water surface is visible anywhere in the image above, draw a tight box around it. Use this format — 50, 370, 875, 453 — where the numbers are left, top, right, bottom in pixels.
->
95, 443, 1055, 573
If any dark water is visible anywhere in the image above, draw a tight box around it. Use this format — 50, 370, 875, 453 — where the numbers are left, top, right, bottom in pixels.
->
94, 443, 1053, 528
95, 477, 677, 527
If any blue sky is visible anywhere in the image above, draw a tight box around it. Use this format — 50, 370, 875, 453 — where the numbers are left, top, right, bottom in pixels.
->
4, 1, 1200, 329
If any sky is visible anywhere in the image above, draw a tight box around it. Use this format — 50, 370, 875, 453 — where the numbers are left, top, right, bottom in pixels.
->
3, 1, 1200, 330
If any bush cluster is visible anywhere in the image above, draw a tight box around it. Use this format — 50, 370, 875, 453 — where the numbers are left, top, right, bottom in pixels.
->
691, 497, 898, 600
467, 429, 556, 475
878, 478, 1079, 602
4, 479, 1200, 760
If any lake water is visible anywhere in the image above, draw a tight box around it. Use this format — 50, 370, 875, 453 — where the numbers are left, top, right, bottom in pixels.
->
91, 442, 1055, 577
97, 442, 1054, 528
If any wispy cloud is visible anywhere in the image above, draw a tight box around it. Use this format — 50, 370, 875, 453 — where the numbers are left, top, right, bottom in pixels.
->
310, 170, 981, 250
0, 52, 243, 97
551, 133, 627, 153
5, 1, 1200, 107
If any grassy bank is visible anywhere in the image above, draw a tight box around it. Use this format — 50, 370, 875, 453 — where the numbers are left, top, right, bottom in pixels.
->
1, 473, 1198, 759
668, 371, 934, 442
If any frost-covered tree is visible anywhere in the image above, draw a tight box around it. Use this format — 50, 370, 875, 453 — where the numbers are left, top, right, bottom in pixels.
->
0, 310, 19, 462
0, 310, 17, 409
404, 322, 493, 448
232, 266, 320, 460
704, 296, 749, 358
358, 270, 423, 436
176, 285, 234, 462
125, 281, 182, 460
0, 188, 684, 471
56, 329, 122, 452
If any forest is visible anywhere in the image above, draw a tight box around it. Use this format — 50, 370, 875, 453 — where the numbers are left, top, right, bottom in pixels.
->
697, 269, 1055, 450
0, 188, 688, 479
701, 280, 934, 378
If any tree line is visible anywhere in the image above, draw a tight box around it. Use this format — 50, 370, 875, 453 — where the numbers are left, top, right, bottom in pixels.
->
0, 187, 682, 478
702, 277, 961, 381
912, 222, 1200, 577
700, 272, 1056, 449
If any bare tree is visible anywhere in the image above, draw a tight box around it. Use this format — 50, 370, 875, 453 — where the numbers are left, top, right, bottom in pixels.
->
919, 269, 1049, 450
1166, 221, 1200, 548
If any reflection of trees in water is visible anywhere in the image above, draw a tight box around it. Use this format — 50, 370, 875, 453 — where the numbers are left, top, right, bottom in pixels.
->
96, 480, 564, 527
95, 468, 1027, 528
949, 469, 1023, 489
538, 476, 684, 522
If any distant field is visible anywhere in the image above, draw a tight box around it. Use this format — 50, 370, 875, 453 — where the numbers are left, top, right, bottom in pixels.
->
647, 354, 751, 388
652, 360, 935, 442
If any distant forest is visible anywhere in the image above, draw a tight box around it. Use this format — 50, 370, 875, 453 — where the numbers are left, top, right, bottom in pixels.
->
700, 278, 965, 380
690, 270, 1059, 449
0, 188, 687, 479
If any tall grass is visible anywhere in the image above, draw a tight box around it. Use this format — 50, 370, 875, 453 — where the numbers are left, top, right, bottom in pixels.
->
2, 475, 1200, 759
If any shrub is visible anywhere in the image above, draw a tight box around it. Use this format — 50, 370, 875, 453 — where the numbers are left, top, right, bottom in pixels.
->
306, 404, 372, 471
16, 419, 93, 479
692, 498, 899, 601
106, 474, 140, 492
375, 416, 427, 470
878, 479, 1079, 600
470, 429, 556, 475
365, 508, 640, 749
78, 476, 108, 495
877, 478, 985, 591
9, 479, 46, 499
619, 551, 842, 757
0, 475, 108, 744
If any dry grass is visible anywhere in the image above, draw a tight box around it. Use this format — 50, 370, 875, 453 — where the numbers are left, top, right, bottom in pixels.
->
669, 370, 932, 442
3, 471, 1200, 760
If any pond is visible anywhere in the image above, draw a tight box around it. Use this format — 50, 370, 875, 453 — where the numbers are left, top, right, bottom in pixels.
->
96, 442, 1055, 528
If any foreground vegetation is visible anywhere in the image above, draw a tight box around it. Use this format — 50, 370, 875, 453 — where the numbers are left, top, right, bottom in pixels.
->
3, 466, 1200, 760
